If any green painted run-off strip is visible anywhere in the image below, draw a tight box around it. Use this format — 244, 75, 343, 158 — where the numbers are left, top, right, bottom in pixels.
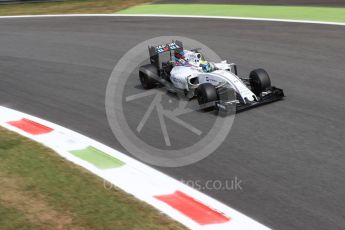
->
70, 146, 124, 169
117, 4, 345, 23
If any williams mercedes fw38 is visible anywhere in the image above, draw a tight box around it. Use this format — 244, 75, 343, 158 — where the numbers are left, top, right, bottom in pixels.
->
138, 41, 284, 113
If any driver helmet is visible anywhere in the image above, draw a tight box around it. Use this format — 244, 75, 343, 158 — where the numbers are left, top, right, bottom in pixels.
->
200, 60, 211, 72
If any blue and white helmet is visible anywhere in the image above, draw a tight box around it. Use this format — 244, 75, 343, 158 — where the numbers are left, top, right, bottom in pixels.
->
200, 61, 211, 72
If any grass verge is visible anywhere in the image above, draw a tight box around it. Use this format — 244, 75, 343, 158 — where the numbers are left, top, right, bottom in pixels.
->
0, 203, 32, 230
0, 127, 186, 230
0, 0, 151, 16
117, 4, 345, 23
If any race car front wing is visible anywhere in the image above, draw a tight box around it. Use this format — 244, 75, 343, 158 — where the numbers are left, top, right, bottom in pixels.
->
215, 87, 284, 113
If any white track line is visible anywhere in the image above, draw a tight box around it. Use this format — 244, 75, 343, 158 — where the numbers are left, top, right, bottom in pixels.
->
0, 13, 343, 26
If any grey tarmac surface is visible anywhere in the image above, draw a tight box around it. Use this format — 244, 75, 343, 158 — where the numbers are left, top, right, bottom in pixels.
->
0, 16, 344, 229
157, 0, 345, 7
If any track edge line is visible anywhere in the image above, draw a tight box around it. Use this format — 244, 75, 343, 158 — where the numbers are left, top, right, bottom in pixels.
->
0, 13, 343, 26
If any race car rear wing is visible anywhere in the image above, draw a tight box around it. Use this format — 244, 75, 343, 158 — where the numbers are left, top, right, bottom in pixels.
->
148, 40, 183, 69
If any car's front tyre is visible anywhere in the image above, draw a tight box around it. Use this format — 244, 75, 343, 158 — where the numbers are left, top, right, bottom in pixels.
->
196, 83, 218, 107
249, 68, 271, 96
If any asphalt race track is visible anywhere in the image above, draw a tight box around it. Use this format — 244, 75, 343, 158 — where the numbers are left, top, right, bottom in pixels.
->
0, 16, 344, 229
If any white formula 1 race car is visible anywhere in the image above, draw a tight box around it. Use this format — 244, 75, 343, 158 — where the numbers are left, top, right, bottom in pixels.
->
139, 41, 284, 113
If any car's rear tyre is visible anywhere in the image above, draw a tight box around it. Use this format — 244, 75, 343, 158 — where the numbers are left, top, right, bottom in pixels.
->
139, 71, 157, 89
139, 64, 159, 89
196, 83, 218, 106
249, 68, 271, 96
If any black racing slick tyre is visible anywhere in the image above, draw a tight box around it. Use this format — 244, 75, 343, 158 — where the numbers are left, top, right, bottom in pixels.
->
196, 83, 218, 105
139, 64, 158, 89
249, 68, 271, 96
139, 71, 155, 89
